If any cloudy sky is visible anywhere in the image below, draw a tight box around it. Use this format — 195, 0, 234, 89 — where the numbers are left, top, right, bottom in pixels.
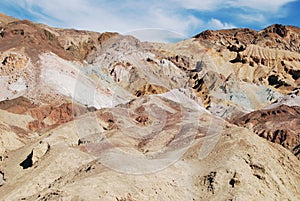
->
0, 0, 299, 42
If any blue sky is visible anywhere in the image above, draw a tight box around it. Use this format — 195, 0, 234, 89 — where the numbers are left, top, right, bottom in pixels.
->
0, 0, 299, 42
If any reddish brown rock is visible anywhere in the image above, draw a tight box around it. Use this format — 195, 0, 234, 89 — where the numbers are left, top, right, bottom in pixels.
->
27, 103, 90, 131
0, 96, 36, 114
232, 105, 300, 159
0, 18, 117, 63
0, 96, 92, 131
28, 120, 46, 132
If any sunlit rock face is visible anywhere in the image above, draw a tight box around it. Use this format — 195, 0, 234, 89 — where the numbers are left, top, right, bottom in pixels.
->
0, 13, 299, 201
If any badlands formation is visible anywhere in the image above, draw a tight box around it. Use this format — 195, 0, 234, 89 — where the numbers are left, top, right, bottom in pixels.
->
0, 13, 299, 200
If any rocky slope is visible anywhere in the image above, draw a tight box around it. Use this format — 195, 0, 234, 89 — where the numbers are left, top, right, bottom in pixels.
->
194, 25, 300, 94
233, 104, 300, 159
194, 24, 300, 52
0, 13, 299, 200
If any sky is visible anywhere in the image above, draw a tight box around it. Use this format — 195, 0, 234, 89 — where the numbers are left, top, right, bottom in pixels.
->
0, 0, 299, 42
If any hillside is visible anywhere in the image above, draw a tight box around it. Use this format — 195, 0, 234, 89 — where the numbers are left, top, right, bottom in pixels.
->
0, 13, 299, 200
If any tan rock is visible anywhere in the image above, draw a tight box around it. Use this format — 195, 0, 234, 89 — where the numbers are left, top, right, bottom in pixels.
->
0, 172, 4, 187
32, 141, 50, 165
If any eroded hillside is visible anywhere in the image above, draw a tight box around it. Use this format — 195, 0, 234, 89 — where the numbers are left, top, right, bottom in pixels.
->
0, 13, 299, 201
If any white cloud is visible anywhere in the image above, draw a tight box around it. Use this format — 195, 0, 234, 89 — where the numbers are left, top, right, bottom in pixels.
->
228, 0, 296, 12
207, 18, 236, 30
238, 14, 266, 23
172, 0, 224, 11
126, 28, 187, 43
2, 0, 296, 42
11, 0, 202, 38
174, 0, 296, 12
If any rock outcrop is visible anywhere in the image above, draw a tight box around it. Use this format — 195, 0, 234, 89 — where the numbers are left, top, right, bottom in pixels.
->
232, 104, 300, 159
0, 172, 4, 187
19, 141, 49, 169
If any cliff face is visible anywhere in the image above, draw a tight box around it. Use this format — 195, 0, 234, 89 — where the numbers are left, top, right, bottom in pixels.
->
0, 13, 299, 200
